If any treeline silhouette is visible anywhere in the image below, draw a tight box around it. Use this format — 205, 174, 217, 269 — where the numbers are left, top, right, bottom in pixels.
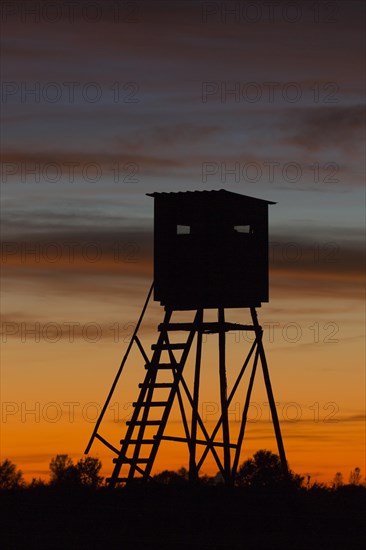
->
0, 449, 364, 490
1, 451, 365, 549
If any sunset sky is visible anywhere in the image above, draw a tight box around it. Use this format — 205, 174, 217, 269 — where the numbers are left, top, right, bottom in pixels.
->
1, 0, 365, 484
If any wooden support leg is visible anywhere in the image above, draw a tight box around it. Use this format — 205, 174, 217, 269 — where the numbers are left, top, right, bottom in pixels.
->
189, 309, 203, 483
250, 307, 289, 478
218, 307, 231, 484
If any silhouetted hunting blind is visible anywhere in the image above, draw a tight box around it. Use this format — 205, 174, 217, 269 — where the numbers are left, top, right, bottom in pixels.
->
148, 190, 275, 310
86, 189, 289, 488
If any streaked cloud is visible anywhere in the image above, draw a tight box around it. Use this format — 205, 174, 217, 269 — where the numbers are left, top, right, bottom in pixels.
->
281, 105, 364, 154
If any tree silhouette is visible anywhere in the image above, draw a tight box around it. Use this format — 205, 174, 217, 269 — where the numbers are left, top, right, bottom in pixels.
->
349, 467, 362, 486
333, 471, 344, 489
0, 459, 25, 490
76, 456, 103, 488
49, 454, 79, 486
235, 449, 303, 489
28, 477, 47, 489
153, 467, 188, 485
49, 454, 103, 487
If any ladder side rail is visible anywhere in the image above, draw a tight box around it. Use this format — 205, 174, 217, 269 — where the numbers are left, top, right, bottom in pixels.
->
140, 367, 186, 480
127, 365, 160, 481
126, 313, 177, 482
108, 366, 156, 486
140, 311, 201, 480
158, 330, 194, 472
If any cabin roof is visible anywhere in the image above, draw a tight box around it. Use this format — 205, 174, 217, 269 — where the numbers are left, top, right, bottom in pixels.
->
146, 189, 276, 205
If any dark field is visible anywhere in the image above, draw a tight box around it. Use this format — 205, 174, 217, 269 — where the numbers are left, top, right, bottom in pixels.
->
2, 485, 365, 550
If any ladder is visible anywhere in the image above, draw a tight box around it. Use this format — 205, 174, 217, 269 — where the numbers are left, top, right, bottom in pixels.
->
107, 308, 199, 486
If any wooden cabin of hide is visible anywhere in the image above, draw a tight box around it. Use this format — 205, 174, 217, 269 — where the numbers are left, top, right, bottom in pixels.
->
147, 190, 275, 310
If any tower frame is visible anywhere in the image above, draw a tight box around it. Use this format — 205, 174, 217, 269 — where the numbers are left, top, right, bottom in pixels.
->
85, 284, 288, 486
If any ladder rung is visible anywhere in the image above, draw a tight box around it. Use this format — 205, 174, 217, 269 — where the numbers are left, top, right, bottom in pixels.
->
120, 439, 156, 444
144, 363, 175, 370
126, 420, 161, 426
151, 343, 186, 350
132, 401, 168, 407
138, 382, 174, 388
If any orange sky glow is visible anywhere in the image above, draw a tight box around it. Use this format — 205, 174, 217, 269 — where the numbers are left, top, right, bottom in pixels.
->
1, 0, 365, 486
